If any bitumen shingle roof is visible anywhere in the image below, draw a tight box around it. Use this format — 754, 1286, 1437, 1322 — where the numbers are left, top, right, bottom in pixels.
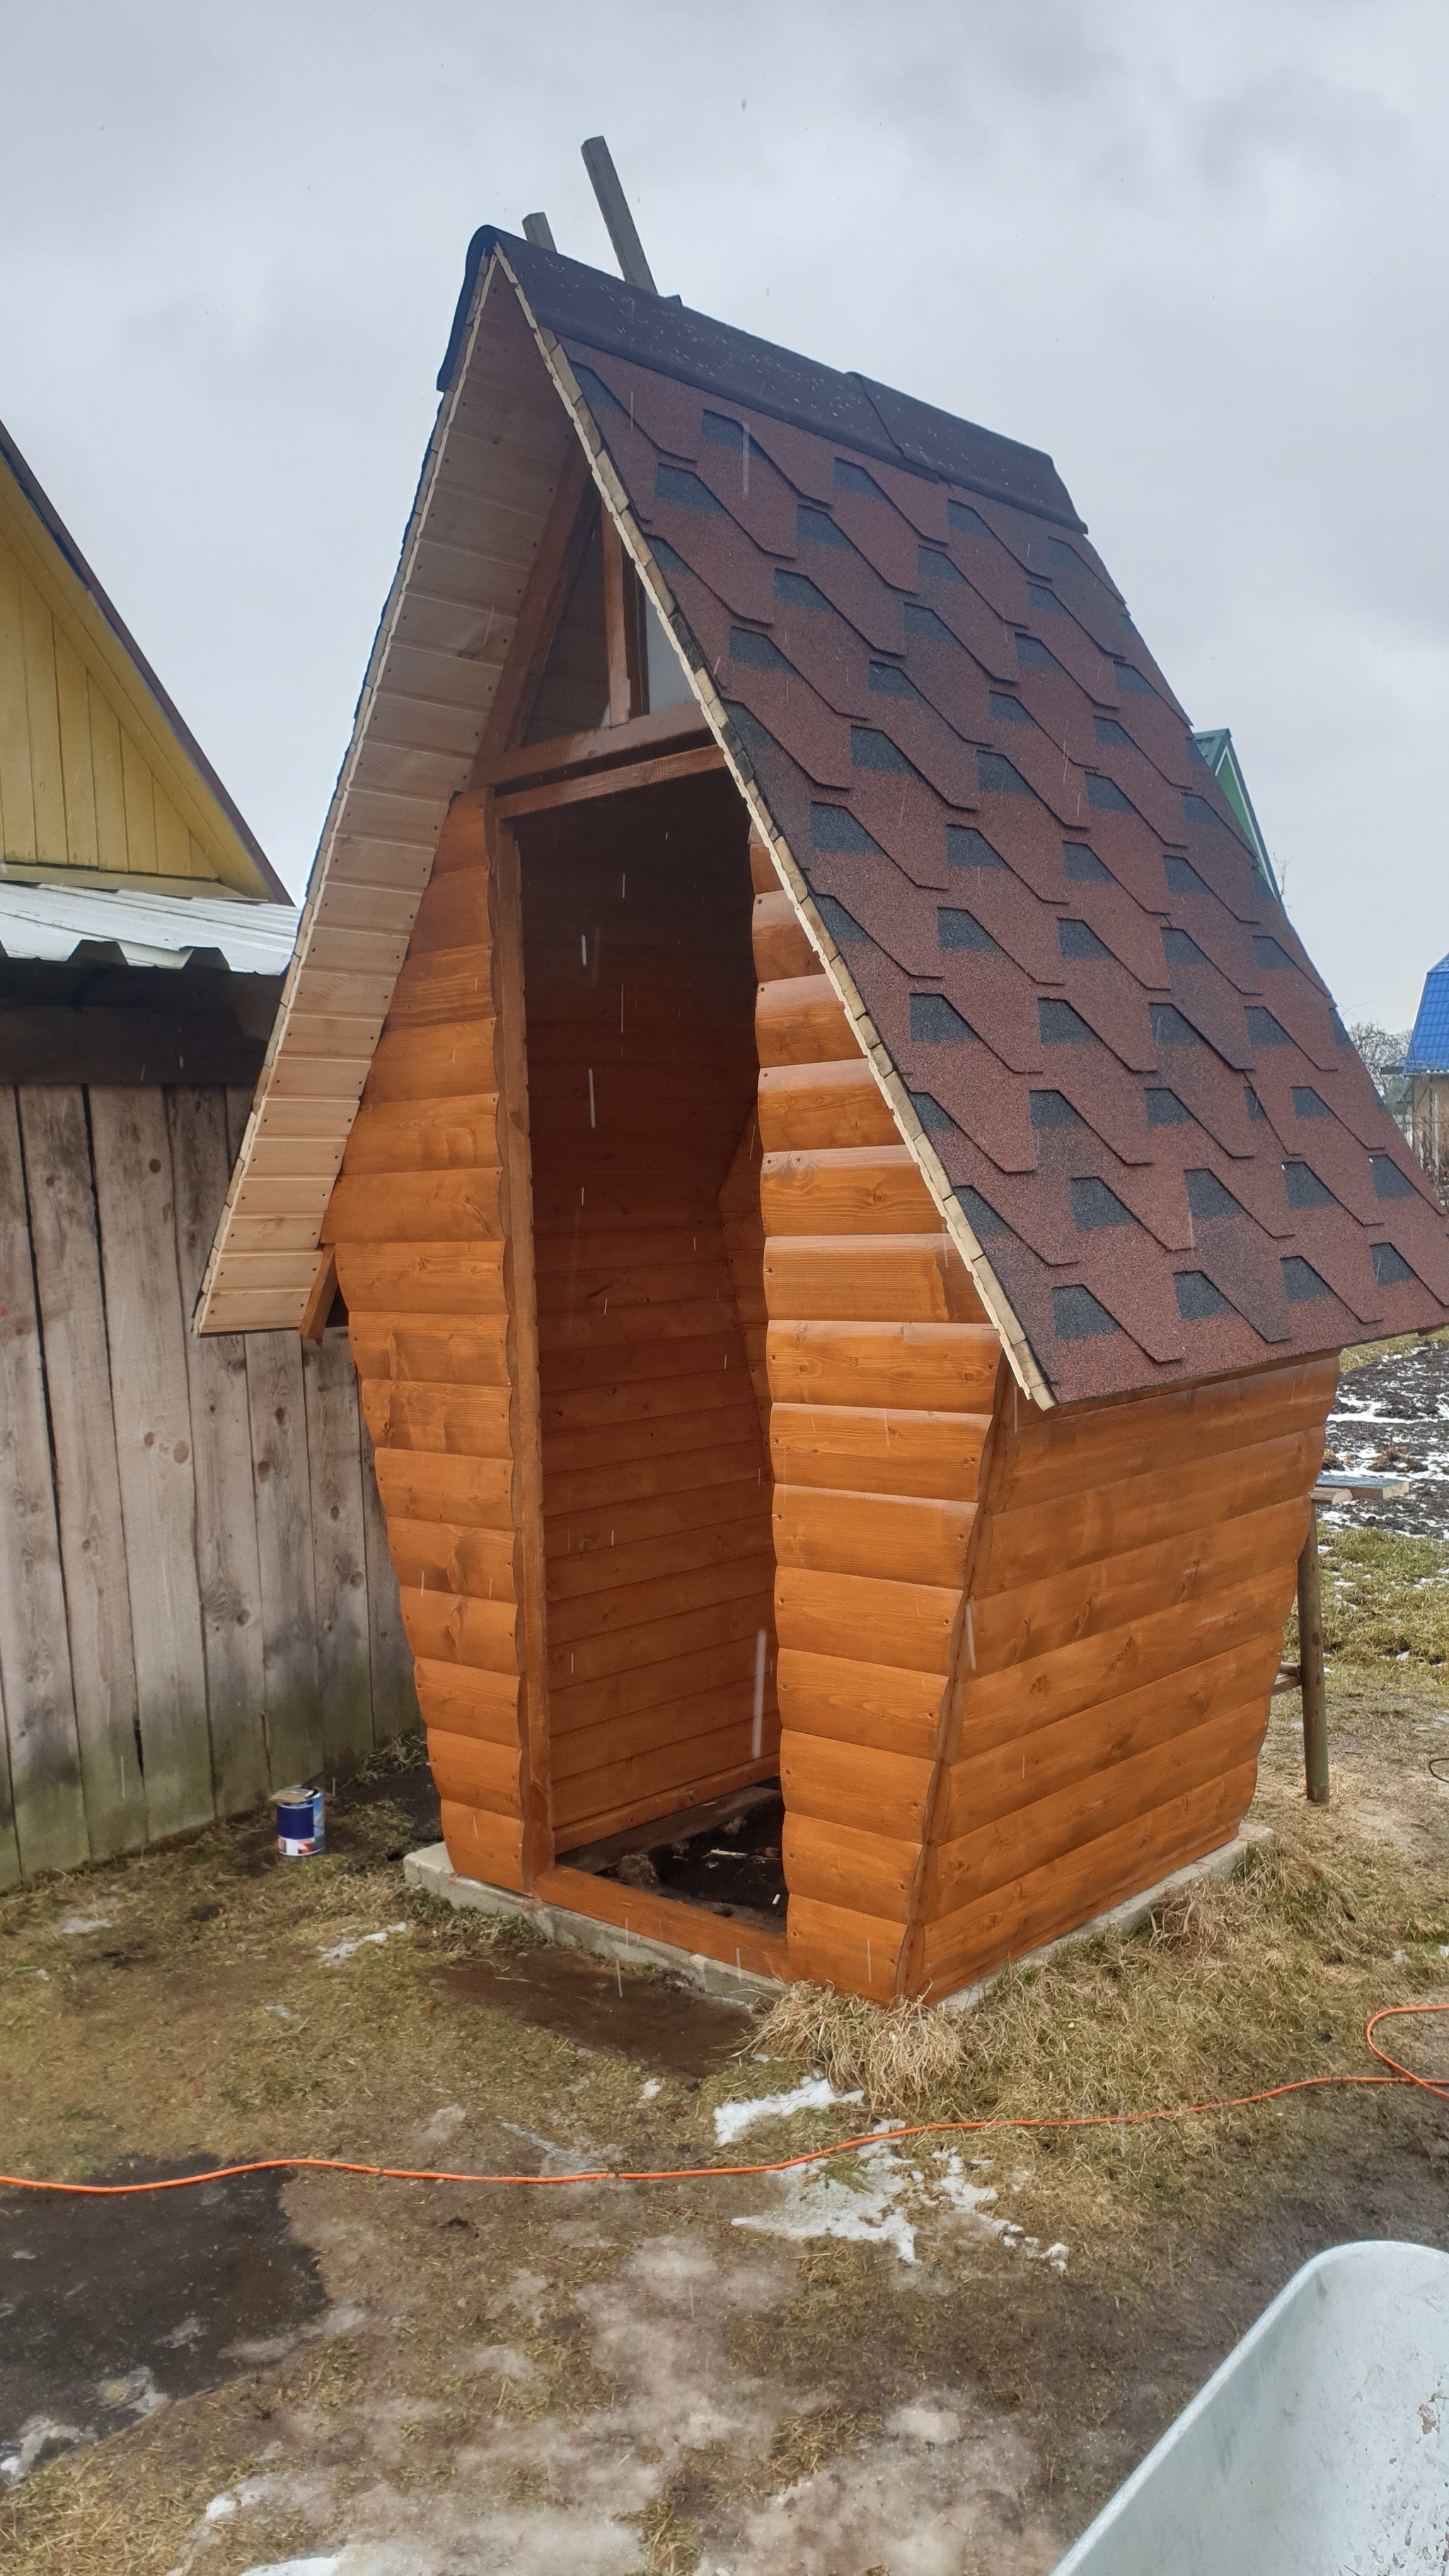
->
1404, 954, 1449, 1078
439, 232, 1449, 1401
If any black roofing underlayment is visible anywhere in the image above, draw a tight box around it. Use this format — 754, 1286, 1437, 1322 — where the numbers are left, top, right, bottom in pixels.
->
455, 231, 1449, 1404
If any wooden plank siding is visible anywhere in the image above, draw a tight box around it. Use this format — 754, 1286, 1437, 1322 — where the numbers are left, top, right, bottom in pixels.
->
751, 839, 1000, 2003
323, 793, 531, 1892
0, 1082, 415, 1882
906, 1352, 1337, 1997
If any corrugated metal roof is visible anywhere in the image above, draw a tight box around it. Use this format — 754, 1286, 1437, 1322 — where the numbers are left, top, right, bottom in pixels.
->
0, 880, 299, 973
1405, 954, 1449, 1074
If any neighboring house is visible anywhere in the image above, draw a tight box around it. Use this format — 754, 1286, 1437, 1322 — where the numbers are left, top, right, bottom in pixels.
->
199, 229, 1449, 2002
1190, 728, 1281, 901
1403, 951, 1449, 1188
0, 423, 412, 1890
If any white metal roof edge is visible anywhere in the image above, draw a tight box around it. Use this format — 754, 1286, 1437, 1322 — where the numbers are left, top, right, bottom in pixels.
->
0, 880, 300, 972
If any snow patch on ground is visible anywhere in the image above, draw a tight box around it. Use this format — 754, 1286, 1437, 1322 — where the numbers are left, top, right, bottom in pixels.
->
735, 2144, 1070, 2273
317, 1924, 408, 1966
712, 2077, 864, 2144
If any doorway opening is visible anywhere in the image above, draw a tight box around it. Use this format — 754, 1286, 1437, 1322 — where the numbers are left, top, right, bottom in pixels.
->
515, 767, 784, 1924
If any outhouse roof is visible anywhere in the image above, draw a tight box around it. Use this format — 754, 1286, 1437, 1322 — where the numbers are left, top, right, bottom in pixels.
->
201, 229, 1449, 1391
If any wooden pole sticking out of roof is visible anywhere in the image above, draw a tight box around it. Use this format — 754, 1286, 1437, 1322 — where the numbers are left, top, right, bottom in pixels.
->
521, 212, 557, 250
580, 136, 657, 294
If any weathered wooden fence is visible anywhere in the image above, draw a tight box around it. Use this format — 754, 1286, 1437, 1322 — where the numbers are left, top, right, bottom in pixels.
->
0, 1083, 416, 1886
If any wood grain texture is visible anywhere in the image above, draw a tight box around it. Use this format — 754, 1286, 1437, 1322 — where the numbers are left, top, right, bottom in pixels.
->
88, 1088, 213, 1840
899, 1345, 1337, 1997
18, 1087, 145, 1858
0, 1090, 87, 1878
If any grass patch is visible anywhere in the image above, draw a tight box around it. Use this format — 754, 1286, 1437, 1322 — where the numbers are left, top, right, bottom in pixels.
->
752, 1691, 1448, 2251
1339, 1326, 1449, 1372
1285, 1526, 1449, 1690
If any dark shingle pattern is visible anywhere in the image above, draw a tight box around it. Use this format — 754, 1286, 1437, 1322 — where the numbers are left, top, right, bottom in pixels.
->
471, 237, 1449, 1400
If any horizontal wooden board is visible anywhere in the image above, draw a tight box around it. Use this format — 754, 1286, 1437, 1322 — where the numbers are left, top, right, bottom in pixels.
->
763, 1233, 988, 1325
918, 1767, 1257, 1997
780, 1732, 935, 1842
775, 1566, 960, 1676
930, 1702, 1264, 1920
543, 1437, 766, 1519
439, 1798, 526, 1895
995, 1357, 1338, 1514
385, 1519, 516, 1601
364, 1020, 499, 1103
768, 1320, 999, 1413
548, 1551, 775, 1650
347, 1318, 511, 1388
408, 870, 492, 955
954, 1565, 1291, 1753
539, 1397, 763, 1477
776, 1646, 946, 1761
770, 1402, 991, 1502
360, 1379, 512, 1459
941, 1634, 1276, 1842
774, 1484, 974, 1589
786, 1895, 904, 2003
533, 1865, 788, 1980
752, 890, 817, 983
400, 1584, 518, 1674
756, 974, 857, 1066
550, 1677, 761, 1777
536, 1295, 742, 1354
756, 1057, 899, 1152
372, 1447, 513, 1531
761, 1145, 940, 1236
553, 1723, 771, 1836
784, 1811, 919, 1924
538, 1330, 742, 1393
325, 1165, 503, 1245
548, 1590, 774, 1690
969, 1493, 1310, 1677
386, 944, 495, 1026
427, 1724, 523, 1819
546, 1631, 764, 1734
342, 1096, 501, 1175
538, 1365, 749, 1437
412, 1655, 520, 1745
335, 1242, 507, 1316
545, 1509, 773, 1605
971, 1427, 1322, 1597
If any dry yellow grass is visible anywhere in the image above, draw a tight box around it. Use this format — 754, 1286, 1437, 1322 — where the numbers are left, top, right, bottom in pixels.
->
751, 1686, 1448, 2248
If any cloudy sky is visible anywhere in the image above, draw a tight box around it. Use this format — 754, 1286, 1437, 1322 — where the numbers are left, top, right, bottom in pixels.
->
3, 0, 1444, 1027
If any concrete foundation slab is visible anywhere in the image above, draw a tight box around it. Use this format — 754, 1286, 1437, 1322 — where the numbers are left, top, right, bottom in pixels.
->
405, 1826, 1268, 2014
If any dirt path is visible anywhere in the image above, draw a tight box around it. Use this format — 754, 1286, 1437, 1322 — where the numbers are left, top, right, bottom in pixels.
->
1, 1706, 1445, 2576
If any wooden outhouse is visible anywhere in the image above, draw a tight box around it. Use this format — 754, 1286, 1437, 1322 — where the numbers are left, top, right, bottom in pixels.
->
199, 232, 1449, 2000
0, 422, 412, 1887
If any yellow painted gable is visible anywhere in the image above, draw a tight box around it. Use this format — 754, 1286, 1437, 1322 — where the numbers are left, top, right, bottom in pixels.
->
0, 429, 282, 900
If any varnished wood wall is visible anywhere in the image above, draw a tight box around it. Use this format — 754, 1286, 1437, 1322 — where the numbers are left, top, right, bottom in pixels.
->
912, 1352, 1335, 1997
751, 842, 1000, 2002
0, 1082, 415, 1888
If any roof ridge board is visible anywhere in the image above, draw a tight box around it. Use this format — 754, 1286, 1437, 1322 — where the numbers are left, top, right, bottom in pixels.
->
0, 419, 285, 903
440, 227, 1085, 532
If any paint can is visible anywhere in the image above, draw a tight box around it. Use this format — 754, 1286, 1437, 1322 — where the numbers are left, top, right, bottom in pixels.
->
272, 1784, 325, 1858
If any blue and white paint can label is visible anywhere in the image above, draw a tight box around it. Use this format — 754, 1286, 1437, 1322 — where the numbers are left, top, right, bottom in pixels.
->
273, 1785, 325, 1857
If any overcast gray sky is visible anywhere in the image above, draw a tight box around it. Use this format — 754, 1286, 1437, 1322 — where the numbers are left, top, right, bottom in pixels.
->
3, 0, 1444, 1027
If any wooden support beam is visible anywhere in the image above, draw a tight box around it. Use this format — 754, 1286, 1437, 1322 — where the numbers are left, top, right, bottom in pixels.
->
297, 1248, 338, 1343
601, 512, 645, 726
495, 741, 725, 820
473, 702, 710, 792
1298, 1503, 1329, 1804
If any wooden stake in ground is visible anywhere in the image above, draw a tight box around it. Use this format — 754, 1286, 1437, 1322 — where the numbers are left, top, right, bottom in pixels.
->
1298, 1505, 1329, 1805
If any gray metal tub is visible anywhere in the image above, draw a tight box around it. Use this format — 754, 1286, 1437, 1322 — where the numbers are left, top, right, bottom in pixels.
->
1054, 2240, 1448, 2573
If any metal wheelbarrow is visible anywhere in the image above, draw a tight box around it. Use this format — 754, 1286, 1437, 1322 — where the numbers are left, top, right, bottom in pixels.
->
1053, 2240, 1449, 2572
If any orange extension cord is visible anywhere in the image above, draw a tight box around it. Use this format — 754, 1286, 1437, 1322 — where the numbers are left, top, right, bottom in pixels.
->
1, 2003, 1443, 2200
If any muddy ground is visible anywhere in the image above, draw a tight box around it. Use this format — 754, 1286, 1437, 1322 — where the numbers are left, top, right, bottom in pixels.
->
1, 1693, 1446, 2575
1325, 1337, 1449, 1538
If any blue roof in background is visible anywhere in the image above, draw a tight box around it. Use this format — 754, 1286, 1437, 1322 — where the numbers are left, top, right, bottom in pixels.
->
1404, 953, 1449, 1072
